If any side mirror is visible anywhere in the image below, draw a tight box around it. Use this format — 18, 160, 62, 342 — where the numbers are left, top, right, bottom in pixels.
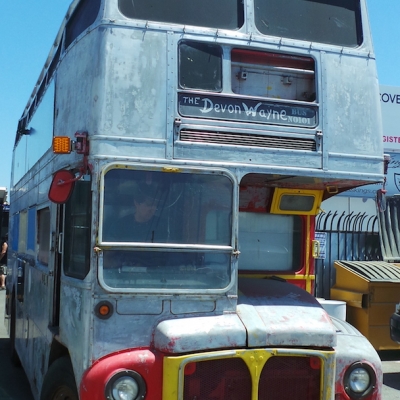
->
48, 170, 75, 204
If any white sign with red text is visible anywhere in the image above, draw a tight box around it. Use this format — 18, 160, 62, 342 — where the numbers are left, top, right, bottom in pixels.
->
381, 85, 400, 152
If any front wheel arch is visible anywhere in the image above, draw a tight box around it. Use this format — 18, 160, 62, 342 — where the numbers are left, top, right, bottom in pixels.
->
40, 356, 78, 400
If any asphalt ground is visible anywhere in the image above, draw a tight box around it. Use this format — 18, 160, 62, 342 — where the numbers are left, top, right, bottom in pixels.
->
0, 289, 33, 399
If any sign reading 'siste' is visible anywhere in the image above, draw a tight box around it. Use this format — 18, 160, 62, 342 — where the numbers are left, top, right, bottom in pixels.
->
380, 85, 400, 152
179, 93, 317, 128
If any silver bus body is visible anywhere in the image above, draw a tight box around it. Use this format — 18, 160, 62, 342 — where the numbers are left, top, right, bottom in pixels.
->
6, 1, 384, 399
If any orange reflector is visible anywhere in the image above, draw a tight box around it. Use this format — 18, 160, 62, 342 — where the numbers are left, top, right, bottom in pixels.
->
53, 136, 71, 154
184, 363, 197, 375
95, 301, 114, 319
309, 357, 321, 370
99, 305, 110, 316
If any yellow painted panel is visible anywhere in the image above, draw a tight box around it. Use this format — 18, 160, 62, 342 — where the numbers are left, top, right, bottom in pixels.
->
368, 303, 398, 326
333, 262, 370, 292
345, 306, 370, 336
330, 288, 367, 309
369, 284, 400, 303
368, 326, 400, 350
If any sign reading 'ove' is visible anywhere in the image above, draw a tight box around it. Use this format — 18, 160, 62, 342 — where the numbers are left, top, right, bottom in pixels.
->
178, 93, 317, 128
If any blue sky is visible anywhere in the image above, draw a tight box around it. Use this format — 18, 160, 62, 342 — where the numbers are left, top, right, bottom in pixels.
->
0, 0, 399, 193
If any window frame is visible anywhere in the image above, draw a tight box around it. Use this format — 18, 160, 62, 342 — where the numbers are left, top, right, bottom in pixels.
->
179, 41, 223, 93
238, 211, 305, 274
37, 207, 51, 266
99, 164, 236, 250
254, 0, 363, 48
65, 0, 102, 49
97, 163, 237, 293
118, 0, 245, 31
63, 178, 92, 280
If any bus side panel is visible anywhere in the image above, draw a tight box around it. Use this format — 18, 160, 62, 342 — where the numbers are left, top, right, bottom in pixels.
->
99, 28, 169, 140
321, 52, 383, 174
58, 283, 94, 388
55, 28, 169, 151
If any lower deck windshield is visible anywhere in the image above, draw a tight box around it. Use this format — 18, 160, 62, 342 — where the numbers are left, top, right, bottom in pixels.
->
100, 168, 233, 290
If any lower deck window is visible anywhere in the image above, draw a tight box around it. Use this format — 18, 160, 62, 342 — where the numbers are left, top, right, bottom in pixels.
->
37, 208, 50, 265
239, 212, 302, 272
102, 250, 230, 290
100, 167, 233, 290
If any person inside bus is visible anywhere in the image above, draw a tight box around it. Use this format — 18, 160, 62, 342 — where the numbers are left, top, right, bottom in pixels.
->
107, 181, 168, 243
0, 233, 8, 290
103, 181, 170, 270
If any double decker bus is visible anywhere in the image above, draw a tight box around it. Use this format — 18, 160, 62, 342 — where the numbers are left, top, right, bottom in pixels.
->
6, 0, 385, 399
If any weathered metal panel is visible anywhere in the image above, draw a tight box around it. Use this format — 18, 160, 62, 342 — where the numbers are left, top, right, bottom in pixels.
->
321, 52, 383, 158
98, 28, 169, 140
59, 282, 93, 380
238, 278, 337, 348
331, 316, 383, 398
154, 314, 247, 353
116, 298, 163, 315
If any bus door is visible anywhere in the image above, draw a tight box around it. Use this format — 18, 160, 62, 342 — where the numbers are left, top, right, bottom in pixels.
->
48, 176, 92, 328
49, 203, 64, 328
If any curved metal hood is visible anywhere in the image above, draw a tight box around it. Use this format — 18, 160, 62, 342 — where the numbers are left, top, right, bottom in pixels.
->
154, 278, 336, 354
237, 278, 337, 348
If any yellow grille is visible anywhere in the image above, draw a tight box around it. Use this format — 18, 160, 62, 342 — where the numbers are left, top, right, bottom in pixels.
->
163, 348, 335, 400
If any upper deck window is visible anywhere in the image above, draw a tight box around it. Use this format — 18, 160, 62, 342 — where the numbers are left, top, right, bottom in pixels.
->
118, 0, 244, 30
254, 0, 362, 47
179, 42, 222, 92
65, 0, 101, 48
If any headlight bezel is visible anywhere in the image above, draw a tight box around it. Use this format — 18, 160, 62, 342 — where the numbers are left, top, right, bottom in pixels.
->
105, 369, 146, 400
343, 362, 376, 399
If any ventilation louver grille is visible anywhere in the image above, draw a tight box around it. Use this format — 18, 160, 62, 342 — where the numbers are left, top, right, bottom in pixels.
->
180, 129, 316, 151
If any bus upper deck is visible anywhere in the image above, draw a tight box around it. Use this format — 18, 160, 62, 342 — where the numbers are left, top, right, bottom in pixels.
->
13, 0, 383, 194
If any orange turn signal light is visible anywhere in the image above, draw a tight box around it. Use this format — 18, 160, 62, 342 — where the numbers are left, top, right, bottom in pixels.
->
99, 304, 110, 316
53, 136, 72, 154
95, 301, 114, 320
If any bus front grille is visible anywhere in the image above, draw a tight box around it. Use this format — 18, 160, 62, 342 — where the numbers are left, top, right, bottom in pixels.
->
179, 129, 317, 151
183, 356, 321, 400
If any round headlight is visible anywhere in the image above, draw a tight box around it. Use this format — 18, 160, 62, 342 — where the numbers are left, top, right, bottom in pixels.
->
348, 368, 370, 393
344, 362, 376, 399
105, 370, 146, 400
112, 376, 139, 400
